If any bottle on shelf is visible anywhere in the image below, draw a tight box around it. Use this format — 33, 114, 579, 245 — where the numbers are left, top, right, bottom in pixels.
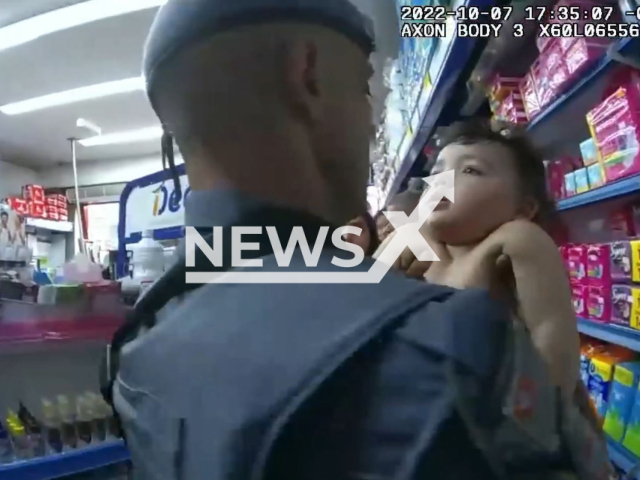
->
57, 395, 78, 450
75, 395, 93, 447
42, 398, 63, 454
18, 402, 46, 457
85, 392, 106, 443
7, 416, 31, 460
0, 420, 14, 464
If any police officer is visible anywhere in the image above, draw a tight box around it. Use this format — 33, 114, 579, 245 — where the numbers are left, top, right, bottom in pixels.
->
110, 1, 513, 479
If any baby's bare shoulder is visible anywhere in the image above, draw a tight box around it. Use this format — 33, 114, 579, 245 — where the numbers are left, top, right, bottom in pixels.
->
493, 220, 557, 258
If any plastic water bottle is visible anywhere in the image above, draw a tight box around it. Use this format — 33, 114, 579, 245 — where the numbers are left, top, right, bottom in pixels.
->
130, 230, 165, 292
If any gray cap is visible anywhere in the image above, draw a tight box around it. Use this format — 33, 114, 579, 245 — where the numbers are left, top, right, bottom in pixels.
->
143, 0, 376, 98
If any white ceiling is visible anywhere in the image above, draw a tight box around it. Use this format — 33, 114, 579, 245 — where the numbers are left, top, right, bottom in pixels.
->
0, 0, 398, 170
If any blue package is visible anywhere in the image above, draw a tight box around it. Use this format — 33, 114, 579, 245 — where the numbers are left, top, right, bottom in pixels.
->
574, 168, 590, 194
604, 362, 640, 441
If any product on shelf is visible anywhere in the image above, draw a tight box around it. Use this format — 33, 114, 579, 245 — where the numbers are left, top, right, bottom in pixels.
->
18, 402, 45, 457
587, 69, 640, 183
565, 171, 577, 197
612, 285, 635, 327
22, 185, 45, 204
574, 167, 590, 194
604, 361, 640, 441
610, 206, 638, 239
0, 421, 13, 464
587, 244, 611, 286
41, 399, 63, 454
519, 69, 541, 120
587, 285, 612, 322
632, 240, 640, 283
544, 160, 566, 201
587, 163, 605, 189
588, 346, 637, 418
623, 381, 640, 456
581, 337, 607, 387
572, 284, 588, 317
580, 137, 600, 166
5, 197, 28, 216
568, 244, 587, 283
565, 37, 612, 80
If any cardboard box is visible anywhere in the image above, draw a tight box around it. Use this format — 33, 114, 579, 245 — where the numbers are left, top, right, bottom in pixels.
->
23, 185, 45, 203
28, 201, 45, 218
6, 197, 29, 216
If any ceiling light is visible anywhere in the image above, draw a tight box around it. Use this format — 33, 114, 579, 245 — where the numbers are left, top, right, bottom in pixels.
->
79, 127, 163, 147
0, 0, 167, 53
0, 77, 145, 115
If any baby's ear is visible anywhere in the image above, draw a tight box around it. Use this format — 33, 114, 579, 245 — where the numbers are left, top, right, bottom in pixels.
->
518, 197, 539, 221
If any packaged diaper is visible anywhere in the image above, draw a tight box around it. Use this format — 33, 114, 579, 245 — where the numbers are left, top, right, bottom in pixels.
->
574, 167, 590, 194
604, 361, 640, 441
611, 285, 634, 327
632, 288, 640, 331
610, 241, 632, 281
631, 239, 640, 283
564, 172, 577, 197
589, 347, 637, 418
580, 137, 599, 167
586, 244, 610, 286
587, 163, 605, 189
567, 245, 587, 284
623, 382, 640, 456
572, 284, 587, 317
580, 337, 606, 388
586, 285, 611, 322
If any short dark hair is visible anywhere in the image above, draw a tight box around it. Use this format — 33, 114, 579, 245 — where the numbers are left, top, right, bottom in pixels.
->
441, 120, 556, 228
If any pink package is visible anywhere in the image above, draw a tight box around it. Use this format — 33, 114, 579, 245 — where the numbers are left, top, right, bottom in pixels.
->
610, 205, 637, 239
587, 71, 640, 182
567, 245, 587, 284
610, 241, 633, 281
587, 244, 611, 286
587, 285, 612, 322
489, 74, 522, 101
565, 37, 611, 79
572, 284, 588, 317
495, 91, 528, 124
611, 284, 633, 326
545, 160, 566, 201
520, 70, 541, 120
542, 41, 571, 100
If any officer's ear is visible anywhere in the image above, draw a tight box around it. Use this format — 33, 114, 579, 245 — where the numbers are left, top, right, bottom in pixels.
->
282, 40, 321, 126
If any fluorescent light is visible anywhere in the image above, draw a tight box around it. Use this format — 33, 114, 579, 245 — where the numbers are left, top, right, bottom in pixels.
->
79, 127, 163, 147
0, 0, 167, 53
0, 77, 145, 115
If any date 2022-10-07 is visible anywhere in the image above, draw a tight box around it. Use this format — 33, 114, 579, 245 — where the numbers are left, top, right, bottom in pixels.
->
400, 5, 640, 38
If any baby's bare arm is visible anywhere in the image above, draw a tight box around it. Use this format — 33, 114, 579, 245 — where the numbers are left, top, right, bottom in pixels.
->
499, 220, 580, 400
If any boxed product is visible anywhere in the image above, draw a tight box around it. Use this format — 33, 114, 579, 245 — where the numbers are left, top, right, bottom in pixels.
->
5, 197, 28, 216
565, 37, 611, 79
572, 284, 588, 317
45, 206, 59, 221
494, 91, 528, 124
545, 160, 566, 201
632, 288, 640, 330
45, 194, 66, 208
604, 361, 640, 441
489, 74, 522, 102
588, 347, 637, 418
631, 239, 640, 283
22, 185, 45, 203
28, 201, 45, 219
587, 285, 611, 322
587, 163, 605, 189
587, 244, 611, 286
623, 384, 640, 456
519, 69, 541, 120
574, 167, 590, 194
581, 337, 606, 387
610, 205, 637, 238
610, 241, 632, 282
612, 285, 635, 326
587, 71, 640, 183
568, 244, 587, 283
580, 138, 600, 166
565, 172, 577, 197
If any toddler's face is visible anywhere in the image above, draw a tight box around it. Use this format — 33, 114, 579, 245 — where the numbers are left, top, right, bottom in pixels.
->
426, 141, 525, 245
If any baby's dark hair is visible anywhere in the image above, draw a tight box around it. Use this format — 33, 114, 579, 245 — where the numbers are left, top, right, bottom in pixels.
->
441, 120, 556, 228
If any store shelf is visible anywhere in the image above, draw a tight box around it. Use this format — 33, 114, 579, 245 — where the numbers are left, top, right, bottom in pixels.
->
26, 218, 73, 233
608, 439, 640, 479
0, 441, 129, 480
577, 317, 640, 353
557, 173, 640, 211
381, 0, 497, 206
527, 38, 639, 150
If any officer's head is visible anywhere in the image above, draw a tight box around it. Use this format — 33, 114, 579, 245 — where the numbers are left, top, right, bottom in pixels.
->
143, 0, 375, 224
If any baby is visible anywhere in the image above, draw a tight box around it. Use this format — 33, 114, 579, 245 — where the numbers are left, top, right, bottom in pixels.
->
377, 121, 580, 402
